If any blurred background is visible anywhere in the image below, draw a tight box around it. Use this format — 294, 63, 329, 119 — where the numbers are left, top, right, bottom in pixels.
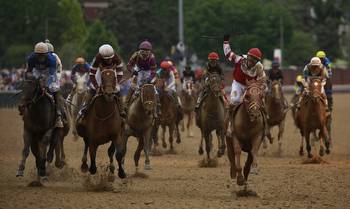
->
0, 0, 349, 92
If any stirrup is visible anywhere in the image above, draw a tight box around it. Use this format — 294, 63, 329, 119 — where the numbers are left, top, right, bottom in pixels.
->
55, 116, 64, 128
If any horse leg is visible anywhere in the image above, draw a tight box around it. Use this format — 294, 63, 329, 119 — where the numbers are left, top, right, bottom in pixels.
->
225, 135, 236, 178
188, 112, 194, 137
161, 125, 167, 148
81, 138, 89, 173
54, 131, 65, 169
250, 135, 262, 175
37, 140, 49, 180
144, 128, 153, 170
16, 130, 31, 177
107, 142, 115, 174
176, 121, 181, 144
278, 119, 286, 154
134, 137, 144, 172
299, 133, 304, 156
243, 152, 253, 182
319, 131, 325, 157
233, 136, 244, 186
169, 124, 175, 150
198, 132, 204, 155
88, 144, 97, 174
204, 132, 212, 160
322, 125, 331, 155
113, 133, 126, 179
216, 130, 226, 157
305, 132, 312, 158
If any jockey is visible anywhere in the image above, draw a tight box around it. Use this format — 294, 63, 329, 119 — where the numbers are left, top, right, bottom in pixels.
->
66, 57, 91, 104
181, 65, 196, 89
316, 50, 333, 112
301, 57, 330, 113
126, 40, 160, 116
157, 61, 182, 109
194, 52, 225, 111
223, 35, 272, 141
267, 60, 283, 83
45, 40, 63, 88
79, 44, 126, 120
18, 42, 64, 127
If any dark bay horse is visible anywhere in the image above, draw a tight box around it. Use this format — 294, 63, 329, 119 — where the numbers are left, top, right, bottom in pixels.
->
297, 78, 330, 158
264, 80, 288, 152
16, 76, 69, 180
77, 69, 125, 178
123, 84, 156, 171
180, 80, 197, 137
153, 79, 181, 151
196, 73, 226, 160
226, 82, 265, 186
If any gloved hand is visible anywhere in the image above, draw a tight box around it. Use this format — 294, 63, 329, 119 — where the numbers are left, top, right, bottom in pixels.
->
132, 70, 138, 76
224, 34, 230, 42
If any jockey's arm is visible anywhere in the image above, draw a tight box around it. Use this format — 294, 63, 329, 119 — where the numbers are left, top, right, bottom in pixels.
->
70, 65, 78, 83
89, 55, 99, 89
47, 54, 59, 91
255, 63, 267, 90
167, 71, 176, 90
223, 41, 241, 64
25, 54, 35, 77
126, 52, 138, 73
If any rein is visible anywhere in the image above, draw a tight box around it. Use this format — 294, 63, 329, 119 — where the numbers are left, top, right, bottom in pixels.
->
93, 95, 118, 121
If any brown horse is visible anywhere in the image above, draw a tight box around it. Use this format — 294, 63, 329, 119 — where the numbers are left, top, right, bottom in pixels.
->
77, 69, 125, 178
264, 80, 288, 152
16, 76, 69, 179
226, 82, 265, 186
180, 80, 197, 137
123, 84, 156, 171
153, 78, 181, 151
196, 73, 226, 159
296, 78, 330, 158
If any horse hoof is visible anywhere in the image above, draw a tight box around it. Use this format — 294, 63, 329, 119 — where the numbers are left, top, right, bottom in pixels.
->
299, 149, 304, 156
41, 176, 49, 182
16, 170, 24, 177
250, 167, 259, 175
217, 151, 223, 158
108, 174, 115, 182
162, 143, 167, 148
230, 167, 236, 179
109, 165, 115, 174
89, 166, 97, 175
237, 175, 245, 186
307, 153, 313, 158
55, 161, 65, 169
198, 148, 204, 155
319, 148, 325, 157
326, 149, 330, 155
81, 163, 89, 173
118, 169, 126, 179
144, 164, 152, 170
176, 138, 181, 144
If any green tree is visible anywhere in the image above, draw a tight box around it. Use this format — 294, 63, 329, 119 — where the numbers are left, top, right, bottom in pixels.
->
83, 20, 119, 62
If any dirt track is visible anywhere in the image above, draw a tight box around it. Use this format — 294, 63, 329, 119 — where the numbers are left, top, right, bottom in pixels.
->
0, 94, 350, 209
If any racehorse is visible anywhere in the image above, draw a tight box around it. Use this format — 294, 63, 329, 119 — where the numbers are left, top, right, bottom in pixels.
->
196, 73, 226, 160
153, 78, 181, 152
296, 78, 330, 158
69, 73, 88, 139
226, 81, 265, 186
264, 80, 288, 152
16, 76, 69, 180
123, 83, 156, 170
180, 80, 196, 137
77, 69, 125, 178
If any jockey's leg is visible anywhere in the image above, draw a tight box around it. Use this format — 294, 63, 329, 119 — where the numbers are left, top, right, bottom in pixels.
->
115, 91, 126, 119
195, 87, 207, 112
53, 91, 64, 128
66, 85, 77, 104
77, 88, 95, 123
226, 80, 244, 136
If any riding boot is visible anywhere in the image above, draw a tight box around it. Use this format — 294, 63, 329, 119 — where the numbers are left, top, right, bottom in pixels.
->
195, 90, 205, 112
77, 89, 94, 125
53, 91, 64, 128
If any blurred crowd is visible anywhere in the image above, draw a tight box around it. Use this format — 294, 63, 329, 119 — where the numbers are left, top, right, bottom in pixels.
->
0, 69, 73, 91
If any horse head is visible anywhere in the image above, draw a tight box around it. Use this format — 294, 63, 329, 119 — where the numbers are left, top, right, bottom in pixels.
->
184, 80, 193, 96
140, 84, 156, 113
308, 77, 322, 99
243, 82, 264, 122
207, 73, 222, 97
100, 69, 116, 102
22, 74, 45, 103
155, 78, 166, 91
76, 73, 88, 94
270, 80, 283, 100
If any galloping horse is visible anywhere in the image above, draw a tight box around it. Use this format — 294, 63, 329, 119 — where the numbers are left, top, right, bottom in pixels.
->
180, 80, 197, 137
123, 83, 156, 170
77, 69, 125, 178
69, 73, 88, 139
264, 80, 288, 152
226, 81, 265, 186
196, 73, 226, 159
296, 78, 330, 158
153, 78, 181, 151
16, 76, 69, 179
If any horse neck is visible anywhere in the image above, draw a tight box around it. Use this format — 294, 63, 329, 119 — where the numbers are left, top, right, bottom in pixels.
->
25, 96, 56, 131
93, 95, 118, 118
129, 97, 149, 118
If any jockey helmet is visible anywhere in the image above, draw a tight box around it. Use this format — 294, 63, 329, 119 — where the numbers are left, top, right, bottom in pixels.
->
139, 41, 152, 50
310, 57, 322, 66
316, 51, 326, 59
34, 42, 48, 54
99, 44, 114, 59
160, 61, 171, 70
75, 57, 85, 64
46, 42, 54, 52
208, 52, 219, 60
296, 75, 303, 82
247, 48, 262, 60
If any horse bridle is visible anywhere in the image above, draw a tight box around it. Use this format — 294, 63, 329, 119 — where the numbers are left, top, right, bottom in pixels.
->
140, 84, 155, 108
243, 86, 263, 113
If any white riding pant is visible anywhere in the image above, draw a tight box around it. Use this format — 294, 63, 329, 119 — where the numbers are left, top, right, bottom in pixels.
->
230, 80, 246, 105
